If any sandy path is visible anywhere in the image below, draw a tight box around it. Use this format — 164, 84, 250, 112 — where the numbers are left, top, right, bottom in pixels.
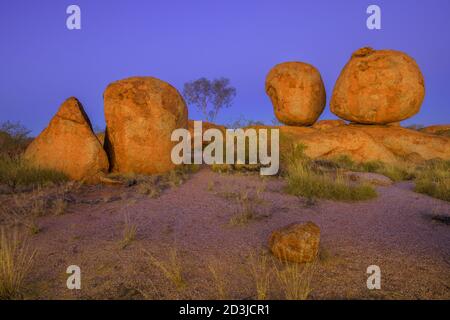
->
24, 168, 450, 299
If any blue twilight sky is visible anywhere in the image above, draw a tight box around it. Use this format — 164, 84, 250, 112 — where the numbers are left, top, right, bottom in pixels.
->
1, 0, 449, 135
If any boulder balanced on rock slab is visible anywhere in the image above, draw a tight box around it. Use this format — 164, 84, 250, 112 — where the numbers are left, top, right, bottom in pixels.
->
104, 77, 188, 175
266, 62, 326, 126
279, 124, 450, 164
331, 47, 425, 124
269, 222, 320, 263
24, 97, 109, 183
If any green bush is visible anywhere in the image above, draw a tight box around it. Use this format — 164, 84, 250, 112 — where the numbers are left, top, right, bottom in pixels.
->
0, 121, 32, 158
0, 157, 68, 190
414, 160, 450, 202
284, 145, 377, 201
327, 156, 414, 182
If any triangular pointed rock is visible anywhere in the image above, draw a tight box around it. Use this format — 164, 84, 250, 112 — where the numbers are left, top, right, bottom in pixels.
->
24, 97, 109, 183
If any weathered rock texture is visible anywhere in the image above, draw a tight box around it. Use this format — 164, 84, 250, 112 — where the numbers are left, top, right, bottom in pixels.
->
269, 222, 320, 263
24, 97, 109, 183
312, 119, 346, 130
280, 124, 450, 164
420, 125, 450, 136
266, 62, 326, 126
331, 47, 425, 124
104, 77, 188, 174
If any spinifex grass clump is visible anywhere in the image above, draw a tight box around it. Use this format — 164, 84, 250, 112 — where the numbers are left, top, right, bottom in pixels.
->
207, 260, 228, 300
0, 228, 36, 300
331, 155, 415, 182
0, 156, 67, 191
284, 145, 377, 201
248, 252, 272, 300
273, 260, 316, 300
229, 191, 258, 226
414, 160, 450, 202
108, 164, 200, 198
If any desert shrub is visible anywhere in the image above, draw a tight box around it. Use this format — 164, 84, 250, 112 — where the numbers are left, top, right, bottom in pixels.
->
0, 156, 67, 191
0, 188, 71, 232
287, 162, 376, 201
227, 116, 265, 129
414, 160, 450, 202
0, 228, 36, 299
0, 121, 32, 158
285, 145, 377, 201
326, 156, 415, 182
434, 129, 450, 137
331, 155, 356, 169
211, 163, 261, 175
359, 161, 415, 182
229, 191, 259, 226
108, 164, 200, 198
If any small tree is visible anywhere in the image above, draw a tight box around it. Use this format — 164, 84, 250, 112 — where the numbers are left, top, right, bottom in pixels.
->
183, 77, 236, 122
0, 121, 31, 141
0, 121, 32, 157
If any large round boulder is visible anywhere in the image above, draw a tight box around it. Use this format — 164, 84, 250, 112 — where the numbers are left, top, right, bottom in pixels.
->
331, 47, 425, 124
265, 62, 326, 126
24, 97, 109, 183
104, 77, 188, 174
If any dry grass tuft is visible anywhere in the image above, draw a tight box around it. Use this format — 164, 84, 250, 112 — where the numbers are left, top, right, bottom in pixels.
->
207, 260, 228, 300
109, 164, 200, 199
273, 260, 316, 300
229, 191, 260, 226
0, 228, 36, 299
119, 213, 137, 249
0, 187, 71, 233
145, 248, 186, 291
414, 160, 450, 202
328, 155, 415, 182
248, 252, 271, 300
0, 156, 68, 192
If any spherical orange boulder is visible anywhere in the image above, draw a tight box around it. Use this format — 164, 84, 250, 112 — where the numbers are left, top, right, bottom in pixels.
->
104, 77, 188, 174
331, 47, 425, 124
266, 62, 326, 126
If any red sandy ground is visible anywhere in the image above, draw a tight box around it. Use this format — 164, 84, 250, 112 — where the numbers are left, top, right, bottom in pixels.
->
19, 168, 450, 299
